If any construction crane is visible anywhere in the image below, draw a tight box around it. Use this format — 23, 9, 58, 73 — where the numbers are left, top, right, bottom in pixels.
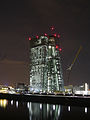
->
67, 45, 82, 85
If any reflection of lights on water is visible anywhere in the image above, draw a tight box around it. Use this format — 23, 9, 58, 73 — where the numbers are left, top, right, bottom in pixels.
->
47, 104, 49, 117
85, 107, 88, 113
28, 102, 32, 115
47, 104, 49, 112
68, 106, 71, 112
30, 102, 31, 110
0, 99, 8, 108
27, 103, 62, 120
30, 116, 32, 120
28, 102, 33, 120
50, 110, 52, 116
58, 105, 61, 116
16, 101, 18, 108
53, 105, 55, 110
11, 100, 13, 105
40, 104, 42, 110
27, 102, 30, 108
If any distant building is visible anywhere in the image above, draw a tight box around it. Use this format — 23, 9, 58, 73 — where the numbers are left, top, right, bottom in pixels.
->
64, 85, 73, 94
0, 85, 15, 94
73, 83, 90, 95
16, 83, 25, 90
28, 103, 61, 120
16, 83, 28, 93
29, 35, 64, 93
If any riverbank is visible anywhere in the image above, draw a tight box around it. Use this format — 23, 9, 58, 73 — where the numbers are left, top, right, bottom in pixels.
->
0, 93, 90, 107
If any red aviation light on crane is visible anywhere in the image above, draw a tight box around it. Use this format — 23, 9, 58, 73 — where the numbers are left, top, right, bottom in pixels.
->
56, 45, 59, 49
29, 37, 31, 40
36, 35, 39, 39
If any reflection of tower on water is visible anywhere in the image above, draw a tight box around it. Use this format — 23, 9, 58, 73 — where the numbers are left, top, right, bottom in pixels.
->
27, 102, 61, 120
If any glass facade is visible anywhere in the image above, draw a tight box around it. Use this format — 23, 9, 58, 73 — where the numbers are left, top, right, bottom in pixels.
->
29, 36, 64, 93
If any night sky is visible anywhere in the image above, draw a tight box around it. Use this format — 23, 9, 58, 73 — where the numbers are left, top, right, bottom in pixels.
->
0, 0, 89, 87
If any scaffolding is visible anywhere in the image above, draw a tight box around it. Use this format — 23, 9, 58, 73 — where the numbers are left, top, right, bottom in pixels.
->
29, 35, 64, 93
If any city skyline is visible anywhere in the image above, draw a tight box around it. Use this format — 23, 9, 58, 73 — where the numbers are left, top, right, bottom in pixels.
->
0, 0, 89, 87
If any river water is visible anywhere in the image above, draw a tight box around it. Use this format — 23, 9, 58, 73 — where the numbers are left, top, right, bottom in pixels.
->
0, 99, 90, 120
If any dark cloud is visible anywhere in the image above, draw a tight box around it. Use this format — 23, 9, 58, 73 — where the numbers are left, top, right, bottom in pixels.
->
0, 59, 24, 64
0, 61, 27, 87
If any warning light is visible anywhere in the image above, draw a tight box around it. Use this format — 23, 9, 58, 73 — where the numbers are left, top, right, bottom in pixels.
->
57, 34, 61, 38
44, 33, 47, 36
59, 48, 62, 51
29, 37, 31, 40
56, 45, 59, 49
50, 26, 55, 31
53, 33, 57, 37
36, 35, 39, 39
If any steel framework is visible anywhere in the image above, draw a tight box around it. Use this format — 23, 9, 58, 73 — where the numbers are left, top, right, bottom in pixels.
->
29, 35, 64, 93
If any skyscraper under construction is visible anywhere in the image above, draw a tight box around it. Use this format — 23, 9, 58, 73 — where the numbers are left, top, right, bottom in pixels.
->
29, 35, 64, 93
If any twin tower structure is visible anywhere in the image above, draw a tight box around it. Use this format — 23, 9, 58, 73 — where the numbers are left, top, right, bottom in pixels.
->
29, 34, 64, 93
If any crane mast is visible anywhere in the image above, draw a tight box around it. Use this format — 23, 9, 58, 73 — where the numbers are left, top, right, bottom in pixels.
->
67, 45, 82, 85
67, 45, 82, 71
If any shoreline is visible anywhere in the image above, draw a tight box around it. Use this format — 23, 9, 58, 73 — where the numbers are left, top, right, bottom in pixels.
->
0, 93, 90, 107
